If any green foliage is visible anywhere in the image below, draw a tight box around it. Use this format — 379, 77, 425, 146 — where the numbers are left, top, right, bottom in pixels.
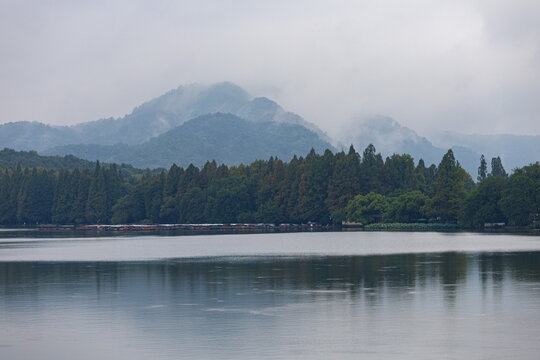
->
384, 191, 428, 223
0, 148, 94, 170
489, 156, 507, 178
16, 168, 55, 224
499, 175, 536, 226
477, 154, 487, 182
0, 148, 536, 229
459, 176, 506, 228
345, 192, 389, 224
325, 147, 361, 213
204, 177, 253, 223
384, 154, 418, 193
297, 149, 333, 223
178, 188, 207, 224
0, 148, 147, 177
423, 150, 468, 222
360, 144, 386, 194
364, 223, 458, 231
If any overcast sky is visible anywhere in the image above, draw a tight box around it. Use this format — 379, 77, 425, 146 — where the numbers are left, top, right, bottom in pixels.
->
1, 0, 539, 137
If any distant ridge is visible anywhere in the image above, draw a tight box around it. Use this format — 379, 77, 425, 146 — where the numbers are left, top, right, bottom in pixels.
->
0, 82, 329, 151
45, 113, 334, 168
334, 116, 538, 177
1, 82, 537, 175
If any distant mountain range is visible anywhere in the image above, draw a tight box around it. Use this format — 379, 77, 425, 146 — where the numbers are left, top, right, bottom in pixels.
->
44, 113, 333, 168
429, 131, 540, 173
336, 117, 479, 176
338, 116, 539, 177
0, 82, 538, 175
0, 82, 329, 151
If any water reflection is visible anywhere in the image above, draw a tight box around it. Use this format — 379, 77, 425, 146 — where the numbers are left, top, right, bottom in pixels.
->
0, 252, 540, 359
1, 253, 540, 359
2, 253, 540, 311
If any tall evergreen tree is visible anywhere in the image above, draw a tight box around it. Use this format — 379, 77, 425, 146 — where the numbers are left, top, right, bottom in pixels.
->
326, 146, 361, 214
17, 168, 54, 224
297, 149, 333, 223
424, 149, 468, 222
0, 169, 17, 224
71, 169, 92, 223
360, 144, 385, 194
490, 156, 507, 178
384, 154, 418, 194
477, 154, 487, 182
86, 162, 108, 224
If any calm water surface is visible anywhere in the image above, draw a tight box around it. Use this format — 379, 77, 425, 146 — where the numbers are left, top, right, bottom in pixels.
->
1, 231, 540, 359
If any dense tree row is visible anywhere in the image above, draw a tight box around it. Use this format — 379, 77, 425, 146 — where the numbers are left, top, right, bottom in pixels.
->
0, 146, 538, 228
0, 162, 125, 224
343, 153, 539, 228
109, 145, 450, 225
460, 162, 539, 227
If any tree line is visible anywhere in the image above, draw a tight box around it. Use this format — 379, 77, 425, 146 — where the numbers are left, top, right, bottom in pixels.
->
0, 146, 538, 228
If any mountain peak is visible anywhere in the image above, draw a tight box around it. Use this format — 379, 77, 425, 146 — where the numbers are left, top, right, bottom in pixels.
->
1, 81, 328, 154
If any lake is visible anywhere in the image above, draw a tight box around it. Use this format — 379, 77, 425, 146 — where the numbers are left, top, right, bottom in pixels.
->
1, 231, 540, 359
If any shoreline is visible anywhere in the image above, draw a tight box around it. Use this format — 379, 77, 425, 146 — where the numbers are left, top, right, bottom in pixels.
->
1, 223, 537, 235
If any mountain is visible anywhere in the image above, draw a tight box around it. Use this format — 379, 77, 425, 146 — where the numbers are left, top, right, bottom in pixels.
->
0, 122, 75, 152
338, 116, 443, 164
0, 82, 329, 151
2, 81, 536, 174
429, 131, 540, 172
45, 113, 334, 168
335, 116, 482, 176
338, 116, 540, 178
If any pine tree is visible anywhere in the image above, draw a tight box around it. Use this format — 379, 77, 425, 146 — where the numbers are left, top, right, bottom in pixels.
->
71, 169, 92, 223
477, 155, 487, 182
0, 169, 17, 224
384, 153, 418, 193
360, 144, 386, 194
424, 149, 467, 222
325, 146, 361, 213
86, 162, 108, 224
296, 149, 334, 223
489, 156, 507, 178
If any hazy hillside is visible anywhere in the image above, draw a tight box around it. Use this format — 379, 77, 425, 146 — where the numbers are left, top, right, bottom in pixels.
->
334, 116, 478, 174
430, 131, 540, 172
0, 82, 329, 151
337, 116, 443, 165
1, 82, 537, 175
46, 113, 334, 168
0, 122, 78, 152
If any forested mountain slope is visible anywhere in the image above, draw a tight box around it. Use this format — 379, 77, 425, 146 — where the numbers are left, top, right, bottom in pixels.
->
45, 113, 334, 168
0, 82, 329, 151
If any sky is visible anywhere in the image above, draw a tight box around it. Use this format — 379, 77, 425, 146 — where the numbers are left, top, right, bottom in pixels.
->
1, 0, 539, 137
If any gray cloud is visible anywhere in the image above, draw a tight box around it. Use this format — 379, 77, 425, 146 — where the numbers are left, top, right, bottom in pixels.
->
0, 0, 539, 137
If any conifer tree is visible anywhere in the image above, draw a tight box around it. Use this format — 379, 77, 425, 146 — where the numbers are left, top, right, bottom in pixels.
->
326, 145, 361, 213
360, 144, 385, 194
424, 149, 467, 222
86, 162, 108, 224
489, 156, 507, 178
477, 155, 487, 182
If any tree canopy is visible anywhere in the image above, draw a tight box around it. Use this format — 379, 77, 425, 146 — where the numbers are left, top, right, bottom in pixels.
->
0, 147, 537, 229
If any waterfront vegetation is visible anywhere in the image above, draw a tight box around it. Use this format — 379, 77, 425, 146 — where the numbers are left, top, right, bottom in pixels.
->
363, 223, 459, 231
0, 146, 538, 229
